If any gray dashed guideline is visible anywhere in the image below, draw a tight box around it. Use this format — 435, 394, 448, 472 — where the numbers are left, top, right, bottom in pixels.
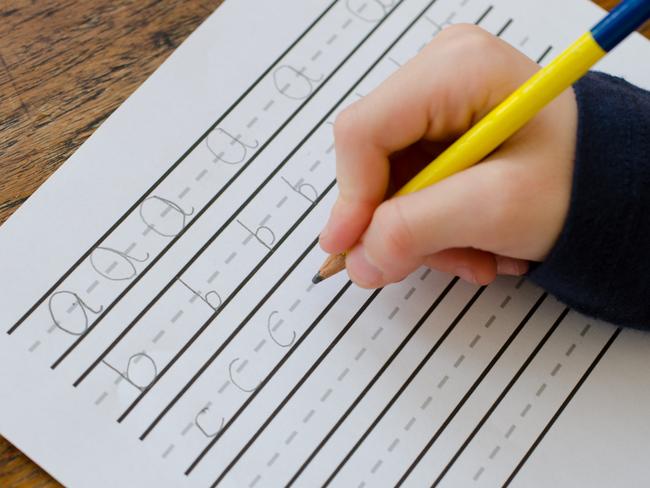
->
370, 459, 383, 474
285, 430, 298, 445
267, 452, 279, 467
321, 388, 333, 402
309, 160, 321, 172
263, 99, 275, 111
389, 307, 400, 319
404, 417, 416, 431
505, 424, 516, 438
438, 375, 449, 389
420, 396, 432, 410
236, 359, 248, 374
28, 341, 41, 352
272, 319, 284, 332
469, 334, 481, 348
580, 324, 591, 337
355, 347, 367, 361
500, 295, 511, 308
152, 330, 165, 344
195, 169, 208, 181
124, 242, 137, 254
86, 280, 100, 294
276, 196, 288, 208
473, 467, 485, 481
536, 383, 547, 397
484, 315, 496, 328
404, 287, 416, 300
489, 445, 500, 459
454, 354, 465, 368
338, 368, 350, 381
388, 438, 400, 452
162, 444, 175, 459
303, 409, 315, 423
551, 363, 562, 376
160, 205, 173, 218
254, 339, 267, 352
218, 381, 230, 394
566, 343, 576, 356
181, 423, 194, 436
371, 327, 383, 340
225, 251, 237, 264
94, 392, 108, 405
520, 403, 532, 417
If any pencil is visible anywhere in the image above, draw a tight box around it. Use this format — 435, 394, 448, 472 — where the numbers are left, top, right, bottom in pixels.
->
313, 0, 650, 284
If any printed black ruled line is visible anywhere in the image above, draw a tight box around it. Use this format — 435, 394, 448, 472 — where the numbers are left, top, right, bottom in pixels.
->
431, 302, 566, 486
140, 280, 352, 443
321, 287, 486, 488
503, 328, 621, 487
140, 0, 446, 440
52, 2, 403, 367
396, 294, 550, 486
536, 45, 553, 64
496, 18, 513, 37
286, 278, 458, 487
202, 290, 384, 482
475, 5, 493, 25
111, 185, 334, 420
73, 175, 336, 388
75, 0, 421, 394
6, 1, 338, 336
74, 0, 416, 389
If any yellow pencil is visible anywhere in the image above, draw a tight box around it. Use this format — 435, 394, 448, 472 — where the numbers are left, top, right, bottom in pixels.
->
313, 0, 650, 284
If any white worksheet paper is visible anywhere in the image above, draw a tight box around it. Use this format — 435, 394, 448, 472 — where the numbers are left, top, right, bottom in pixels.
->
1, 0, 649, 486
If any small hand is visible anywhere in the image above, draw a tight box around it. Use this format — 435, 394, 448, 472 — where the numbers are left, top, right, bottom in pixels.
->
319, 24, 577, 288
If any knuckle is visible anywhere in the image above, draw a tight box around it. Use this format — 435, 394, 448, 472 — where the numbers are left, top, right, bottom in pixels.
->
333, 105, 362, 146
372, 200, 414, 262
439, 23, 501, 55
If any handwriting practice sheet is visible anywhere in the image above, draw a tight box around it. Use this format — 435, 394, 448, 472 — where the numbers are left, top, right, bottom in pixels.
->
1, 0, 650, 486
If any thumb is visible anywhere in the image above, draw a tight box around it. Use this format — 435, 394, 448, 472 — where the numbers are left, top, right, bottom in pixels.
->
345, 161, 512, 288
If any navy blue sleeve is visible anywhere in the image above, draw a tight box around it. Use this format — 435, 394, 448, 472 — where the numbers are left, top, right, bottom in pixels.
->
529, 71, 650, 330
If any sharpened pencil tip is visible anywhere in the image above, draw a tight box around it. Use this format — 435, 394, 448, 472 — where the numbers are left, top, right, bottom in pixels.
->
312, 273, 324, 285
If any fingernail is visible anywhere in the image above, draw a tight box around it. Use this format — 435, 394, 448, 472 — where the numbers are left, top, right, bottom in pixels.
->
348, 245, 383, 288
454, 267, 477, 284
496, 257, 526, 276
319, 221, 332, 243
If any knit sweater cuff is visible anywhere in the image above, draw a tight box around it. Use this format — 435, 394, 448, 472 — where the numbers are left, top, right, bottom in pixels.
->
529, 71, 650, 329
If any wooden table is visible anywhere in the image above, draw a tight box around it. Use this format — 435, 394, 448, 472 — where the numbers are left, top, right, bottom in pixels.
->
0, 0, 647, 486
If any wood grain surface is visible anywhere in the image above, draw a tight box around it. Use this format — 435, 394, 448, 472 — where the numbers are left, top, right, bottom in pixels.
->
0, 1, 648, 486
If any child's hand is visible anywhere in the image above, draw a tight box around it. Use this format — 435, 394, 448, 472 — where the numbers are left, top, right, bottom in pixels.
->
318, 24, 578, 289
